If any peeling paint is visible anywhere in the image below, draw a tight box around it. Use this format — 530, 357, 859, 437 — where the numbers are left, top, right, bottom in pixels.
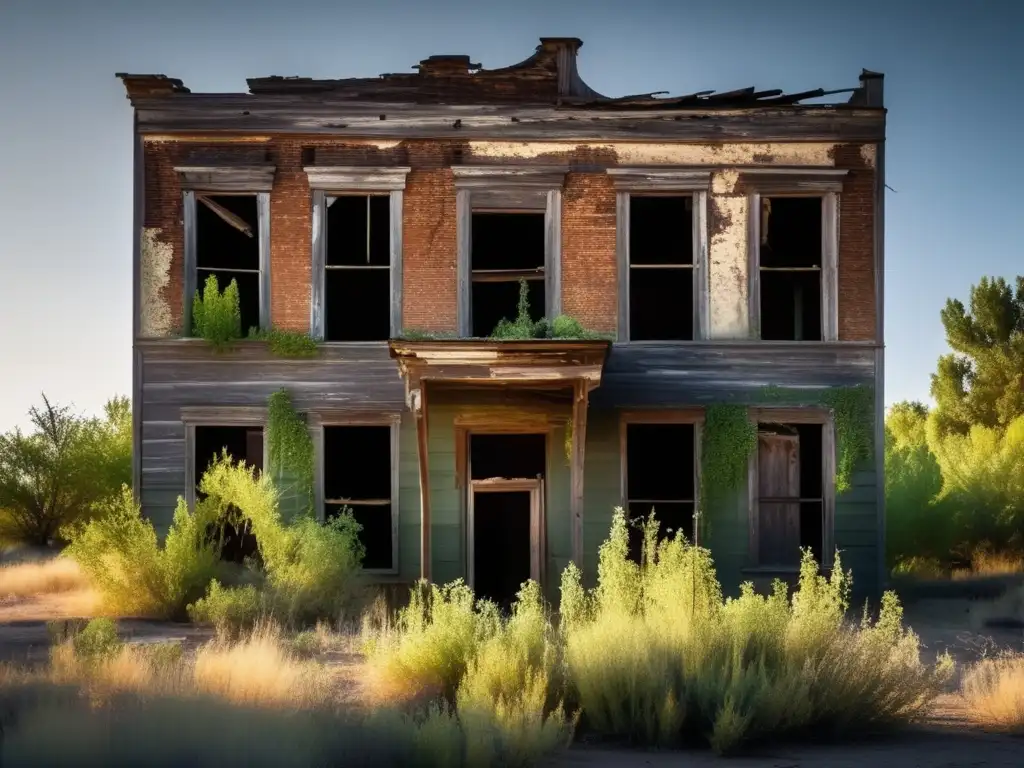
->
140, 228, 173, 337
707, 180, 748, 339
859, 144, 877, 168
468, 141, 837, 166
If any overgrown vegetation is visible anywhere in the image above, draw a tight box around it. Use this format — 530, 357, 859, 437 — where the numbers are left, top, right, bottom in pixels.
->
192, 274, 242, 349
961, 652, 1024, 734
266, 389, 315, 518
0, 395, 131, 546
699, 404, 757, 530
490, 279, 608, 340
365, 509, 951, 755
248, 327, 320, 359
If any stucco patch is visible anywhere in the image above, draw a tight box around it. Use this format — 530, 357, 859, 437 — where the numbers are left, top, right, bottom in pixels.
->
140, 227, 173, 337
859, 144, 877, 168
707, 190, 748, 339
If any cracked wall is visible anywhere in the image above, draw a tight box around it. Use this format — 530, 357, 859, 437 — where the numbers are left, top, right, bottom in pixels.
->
140, 227, 173, 337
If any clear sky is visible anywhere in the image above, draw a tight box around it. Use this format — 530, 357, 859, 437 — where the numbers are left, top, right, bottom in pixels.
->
1, 0, 1021, 430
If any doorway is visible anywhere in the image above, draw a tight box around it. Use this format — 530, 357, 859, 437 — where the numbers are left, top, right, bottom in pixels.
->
467, 432, 546, 608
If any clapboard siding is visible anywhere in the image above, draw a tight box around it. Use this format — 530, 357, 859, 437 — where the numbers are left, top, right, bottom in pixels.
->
593, 342, 876, 408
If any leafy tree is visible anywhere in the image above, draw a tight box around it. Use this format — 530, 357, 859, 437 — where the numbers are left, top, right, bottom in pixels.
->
0, 395, 132, 546
930, 276, 1024, 437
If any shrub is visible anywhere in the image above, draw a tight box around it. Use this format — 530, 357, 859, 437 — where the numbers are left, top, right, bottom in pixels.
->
71, 618, 120, 660
961, 653, 1024, 733
65, 487, 220, 619
188, 580, 266, 639
561, 508, 953, 754
192, 274, 242, 349
248, 327, 319, 359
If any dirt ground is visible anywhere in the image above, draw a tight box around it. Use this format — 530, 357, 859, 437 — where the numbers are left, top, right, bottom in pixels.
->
0, 587, 1020, 766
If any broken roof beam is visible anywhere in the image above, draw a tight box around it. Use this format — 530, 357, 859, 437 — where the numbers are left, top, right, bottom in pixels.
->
116, 73, 190, 100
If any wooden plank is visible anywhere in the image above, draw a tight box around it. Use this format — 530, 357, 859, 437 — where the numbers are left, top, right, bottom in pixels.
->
452, 165, 568, 189
456, 189, 472, 336
182, 190, 196, 336
747, 191, 761, 339
471, 188, 547, 210
304, 166, 410, 191
174, 165, 275, 192
736, 168, 848, 194
137, 338, 393, 361
413, 385, 431, 581
180, 406, 267, 424
390, 190, 404, 336
183, 423, 196, 511
310, 190, 326, 340
570, 379, 588, 570
693, 190, 709, 339
757, 433, 801, 566
312, 424, 325, 521
615, 192, 630, 341
133, 101, 887, 143
546, 189, 562, 319
823, 417, 837, 564
821, 192, 839, 341
257, 192, 271, 330
607, 168, 712, 192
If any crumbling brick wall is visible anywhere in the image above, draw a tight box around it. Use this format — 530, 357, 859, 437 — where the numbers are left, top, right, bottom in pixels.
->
833, 145, 877, 342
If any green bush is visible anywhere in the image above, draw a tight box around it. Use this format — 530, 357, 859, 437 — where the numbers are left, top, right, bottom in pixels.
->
71, 618, 121, 661
192, 274, 242, 349
187, 580, 266, 638
65, 487, 220, 619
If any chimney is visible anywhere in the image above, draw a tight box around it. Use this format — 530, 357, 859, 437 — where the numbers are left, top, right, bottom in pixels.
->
414, 55, 480, 77
538, 38, 584, 98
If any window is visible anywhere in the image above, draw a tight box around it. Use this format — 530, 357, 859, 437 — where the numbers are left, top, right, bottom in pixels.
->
749, 411, 835, 569
306, 166, 410, 342
453, 166, 566, 337
177, 164, 274, 338
620, 414, 700, 562
608, 168, 710, 341
740, 169, 844, 341
470, 211, 546, 337
319, 421, 398, 572
324, 195, 392, 341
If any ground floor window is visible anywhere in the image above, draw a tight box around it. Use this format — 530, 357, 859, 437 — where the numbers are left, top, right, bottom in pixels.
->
193, 425, 263, 563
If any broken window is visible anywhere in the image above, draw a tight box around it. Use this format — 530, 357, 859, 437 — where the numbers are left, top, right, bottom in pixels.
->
323, 425, 394, 570
755, 423, 824, 567
471, 212, 545, 337
758, 197, 823, 341
324, 195, 392, 341
628, 196, 694, 340
195, 194, 262, 334
194, 425, 263, 563
624, 422, 696, 561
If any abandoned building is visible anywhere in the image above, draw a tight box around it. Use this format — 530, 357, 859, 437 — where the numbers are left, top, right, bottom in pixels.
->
121, 37, 886, 606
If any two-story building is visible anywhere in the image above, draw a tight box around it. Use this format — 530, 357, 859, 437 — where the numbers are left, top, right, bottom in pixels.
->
120, 37, 886, 606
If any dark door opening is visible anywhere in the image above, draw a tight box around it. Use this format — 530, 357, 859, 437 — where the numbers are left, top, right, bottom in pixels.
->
194, 425, 263, 565
472, 490, 533, 610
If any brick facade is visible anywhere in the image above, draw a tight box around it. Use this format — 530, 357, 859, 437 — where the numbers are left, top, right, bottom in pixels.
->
141, 139, 878, 342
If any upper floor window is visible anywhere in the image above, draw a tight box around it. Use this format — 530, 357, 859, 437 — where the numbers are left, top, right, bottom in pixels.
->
740, 169, 846, 342
306, 166, 410, 342
608, 168, 711, 342
177, 163, 275, 337
453, 166, 566, 337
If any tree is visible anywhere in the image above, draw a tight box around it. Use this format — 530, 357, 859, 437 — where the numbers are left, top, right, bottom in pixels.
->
0, 395, 132, 546
930, 276, 1024, 437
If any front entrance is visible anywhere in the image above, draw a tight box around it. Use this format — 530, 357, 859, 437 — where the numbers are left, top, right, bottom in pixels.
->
467, 433, 546, 608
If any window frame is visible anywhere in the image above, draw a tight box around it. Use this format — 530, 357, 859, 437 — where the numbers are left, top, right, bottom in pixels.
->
177, 165, 274, 338
608, 168, 711, 342
309, 411, 401, 576
181, 406, 269, 512
740, 168, 846, 342
618, 409, 705, 545
746, 407, 836, 570
453, 166, 567, 337
306, 166, 411, 342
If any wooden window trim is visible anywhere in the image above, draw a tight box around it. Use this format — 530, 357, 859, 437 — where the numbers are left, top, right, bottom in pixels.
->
454, 166, 567, 336
306, 167, 410, 341
610, 169, 711, 342
182, 189, 271, 338
311, 412, 401, 576
746, 408, 836, 568
742, 168, 844, 342
618, 409, 705, 544
182, 408, 269, 512
466, 478, 544, 591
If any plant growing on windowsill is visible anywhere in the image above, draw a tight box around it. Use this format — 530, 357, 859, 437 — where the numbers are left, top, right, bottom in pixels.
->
489, 278, 612, 341
247, 327, 319, 359
191, 274, 242, 351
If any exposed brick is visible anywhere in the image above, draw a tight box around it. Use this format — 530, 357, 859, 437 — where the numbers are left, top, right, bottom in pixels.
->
833, 144, 877, 342
561, 172, 617, 333
268, 140, 311, 331
402, 165, 458, 331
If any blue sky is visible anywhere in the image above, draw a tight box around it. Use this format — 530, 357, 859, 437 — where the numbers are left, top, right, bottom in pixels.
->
0, 0, 1021, 430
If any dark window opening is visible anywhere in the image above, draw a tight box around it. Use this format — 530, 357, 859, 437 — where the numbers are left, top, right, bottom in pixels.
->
325, 195, 391, 341
470, 433, 546, 480
194, 425, 263, 564
759, 197, 822, 341
195, 195, 261, 334
755, 422, 824, 568
473, 490, 532, 610
471, 212, 545, 337
324, 425, 393, 570
625, 423, 695, 561
629, 196, 694, 340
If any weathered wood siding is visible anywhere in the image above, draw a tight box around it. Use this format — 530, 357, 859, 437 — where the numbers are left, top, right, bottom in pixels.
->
592, 342, 875, 407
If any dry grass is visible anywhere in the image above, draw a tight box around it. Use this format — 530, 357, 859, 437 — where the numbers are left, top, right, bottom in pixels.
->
962, 653, 1024, 733
953, 550, 1024, 580
0, 557, 88, 599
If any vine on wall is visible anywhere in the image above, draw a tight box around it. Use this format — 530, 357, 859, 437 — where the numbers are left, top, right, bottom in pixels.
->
266, 389, 314, 516
700, 404, 758, 506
